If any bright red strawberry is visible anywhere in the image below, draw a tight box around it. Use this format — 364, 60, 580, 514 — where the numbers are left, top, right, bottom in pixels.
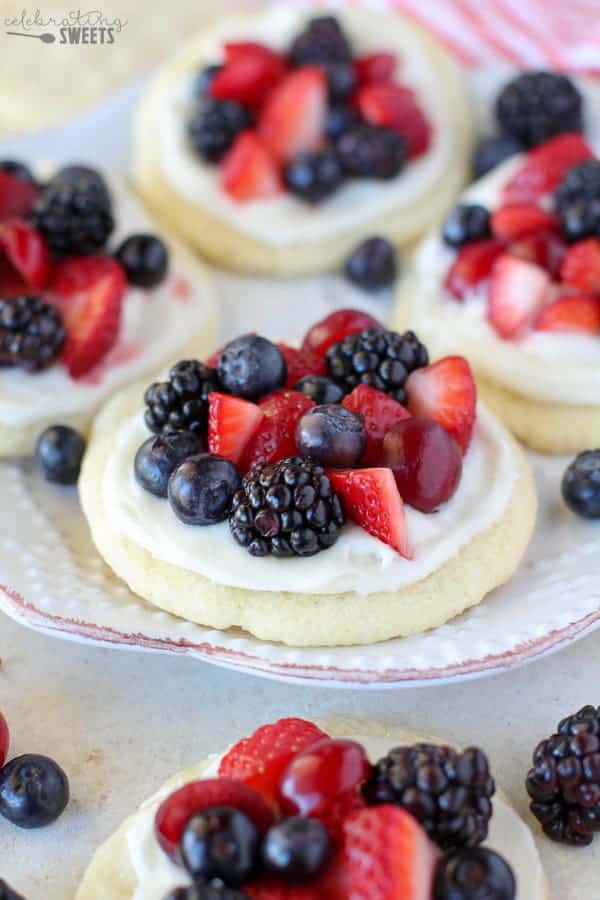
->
277, 342, 326, 387
155, 777, 273, 859
208, 392, 264, 465
51, 256, 126, 378
221, 133, 282, 203
355, 52, 397, 85
490, 203, 558, 242
444, 239, 504, 300
487, 254, 551, 339
355, 82, 431, 158
508, 228, 566, 278
258, 67, 327, 163
244, 878, 321, 900
406, 356, 477, 453
536, 294, 600, 334
0, 219, 50, 290
0, 171, 39, 220
302, 309, 384, 357
502, 133, 594, 205
342, 384, 410, 466
240, 390, 315, 472
560, 238, 600, 293
211, 42, 287, 108
0, 712, 9, 768
328, 468, 410, 557
341, 805, 439, 900
218, 718, 327, 806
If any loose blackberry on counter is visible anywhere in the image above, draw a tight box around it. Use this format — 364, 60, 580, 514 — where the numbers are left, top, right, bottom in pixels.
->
188, 98, 253, 163
442, 205, 491, 248
114, 233, 169, 287
554, 160, 600, 243
0, 296, 65, 372
433, 847, 516, 900
32, 175, 114, 256
561, 450, 600, 520
144, 360, 221, 435
345, 236, 397, 290
35, 425, 86, 486
495, 71, 583, 149
337, 124, 406, 180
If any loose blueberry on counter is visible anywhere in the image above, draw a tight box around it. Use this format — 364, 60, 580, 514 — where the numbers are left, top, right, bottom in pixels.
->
562, 450, 600, 519
442, 204, 491, 248
285, 150, 345, 203
325, 105, 360, 143
295, 404, 366, 468
134, 430, 205, 498
0, 754, 69, 828
0, 160, 36, 185
114, 233, 169, 288
433, 848, 516, 900
193, 64, 223, 98
262, 816, 332, 883
345, 237, 397, 291
35, 425, 86, 486
0, 880, 25, 900
168, 453, 240, 525
294, 375, 344, 405
218, 335, 286, 400
180, 805, 260, 886
472, 135, 523, 179
495, 70, 583, 148
164, 886, 248, 900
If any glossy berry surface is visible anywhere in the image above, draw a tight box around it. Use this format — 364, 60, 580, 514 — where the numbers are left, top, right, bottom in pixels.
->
495, 71, 583, 148
0, 713, 8, 768
442, 205, 491, 248
168, 453, 240, 525
0, 160, 36, 185
293, 375, 344, 405
51, 164, 109, 198
337, 124, 406, 180
262, 816, 331, 883
35, 425, 86, 486
218, 335, 286, 400
0, 880, 25, 900
345, 237, 397, 291
433, 848, 516, 900
561, 450, 600, 519
134, 431, 204, 498
180, 805, 260, 886
472, 136, 523, 179
0, 754, 69, 828
301, 309, 384, 357
295, 404, 366, 468
382, 417, 462, 513
285, 150, 344, 203
114, 233, 169, 288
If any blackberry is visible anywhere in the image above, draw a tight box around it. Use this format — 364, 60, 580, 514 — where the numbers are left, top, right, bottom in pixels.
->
363, 743, 495, 850
495, 71, 583, 148
526, 705, 600, 845
32, 178, 114, 256
442, 204, 491, 248
187, 98, 253, 163
554, 160, 600, 242
472, 135, 523, 179
144, 360, 220, 435
289, 15, 353, 67
0, 296, 65, 372
326, 328, 428, 404
337, 124, 406, 180
230, 456, 345, 558
285, 150, 345, 203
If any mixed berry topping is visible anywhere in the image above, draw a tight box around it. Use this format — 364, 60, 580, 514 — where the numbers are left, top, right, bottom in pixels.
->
35, 425, 86, 486
295, 404, 366, 468
145, 361, 220, 435
168, 454, 241, 526
32, 172, 114, 257
561, 450, 600, 520
135, 430, 205, 498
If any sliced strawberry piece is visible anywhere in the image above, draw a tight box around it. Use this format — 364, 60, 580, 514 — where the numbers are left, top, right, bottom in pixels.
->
277, 343, 326, 387
0, 171, 39, 220
560, 238, 600, 293
221, 132, 283, 203
509, 228, 566, 278
208, 392, 264, 465
240, 390, 315, 472
218, 718, 327, 807
490, 203, 558, 242
355, 52, 397, 85
245, 878, 321, 900
355, 82, 431, 158
258, 67, 327, 163
301, 309, 384, 357
502, 133, 594, 205
0, 219, 50, 290
406, 356, 477, 454
328, 468, 410, 557
342, 384, 410, 466
536, 294, 600, 334
487, 253, 551, 340
211, 43, 287, 108
444, 239, 504, 301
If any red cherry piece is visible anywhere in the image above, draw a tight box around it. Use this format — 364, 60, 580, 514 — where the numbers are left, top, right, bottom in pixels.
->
258, 67, 328, 163
536, 294, 600, 334
0, 171, 39, 220
406, 356, 477, 454
221, 132, 283, 203
301, 309, 384, 357
444, 239, 504, 301
355, 52, 397, 85
277, 343, 326, 387
560, 238, 600, 293
0, 712, 9, 767
342, 384, 410, 466
0, 219, 51, 290
502, 133, 594, 205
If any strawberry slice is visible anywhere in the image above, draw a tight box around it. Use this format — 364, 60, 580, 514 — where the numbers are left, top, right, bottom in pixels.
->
490, 203, 558, 242
560, 238, 600, 293
502, 133, 594, 205
342, 384, 410, 466
355, 52, 397, 85
258, 67, 327, 163
51, 256, 126, 378
487, 254, 551, 339
277, 343, 326, 387
245, 880, 321, 900
211, 42, 287, 108
0, 171, 39, 220
208, 392, 264, 465
328, 468, 410, 557
509, 228, 566, 278
536, 294, 600, 334
0, 219, 50, 290
221, 132, 283, 203
444, 239, 504, 301
355, 82, 431, 158
218, 718, 327, 807
240, 389, 315, 472
301, 309, 384, 357
406, 356, 477, 453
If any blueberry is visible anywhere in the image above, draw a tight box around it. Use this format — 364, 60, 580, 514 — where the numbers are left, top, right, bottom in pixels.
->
262, 816, 332, 883
433, 847, 516, 900
0, 754, 69, 829
0, 880, 25, 900
168, 453, 240, 525
164, 885, 246, 900
443, 204, 491, 248
472, 135, 523, 179
218, 335, 286, 400
134, 430, 204, 498
115, 233, 169, 288
345, 237, 397, 291
285, 150, 345, 204
562, 449, 600, 519
35, 425, 86, 485
0, 160, 36, 185
325, 105, 360, 143
193, 64, 222, 98
180, 805, 259, 886
294, 375, 344, 404
296, 404, 366, 468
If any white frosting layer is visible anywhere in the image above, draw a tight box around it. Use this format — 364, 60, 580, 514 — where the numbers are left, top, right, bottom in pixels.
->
126, 733, 546, 900
102, 403, 518, 596
157, 5, 456, 246
0, 178, 212, 427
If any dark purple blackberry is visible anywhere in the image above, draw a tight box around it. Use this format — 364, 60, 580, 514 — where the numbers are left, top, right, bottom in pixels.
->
337, 124, 406, 180
345, 237, 397, 290
230, 456, 345, 558
285, 150, 344, 203
326, 328, 428, 404
144, 360, 220, 435
472, 135, 523, 179
187, 98, 253, 163
433, 848, 516, 900
32, 177, 113, 256
0, 880, 25, 900
495, 71, 583, 148
325, 105, 361, 143
526, 705, 600, 846
0, 296, 65, 372
289, 15, 353, 67
554, 160, 600, 242
164, 887, 248, 900
363, 743, 495, 850
442, 205, 491, 248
